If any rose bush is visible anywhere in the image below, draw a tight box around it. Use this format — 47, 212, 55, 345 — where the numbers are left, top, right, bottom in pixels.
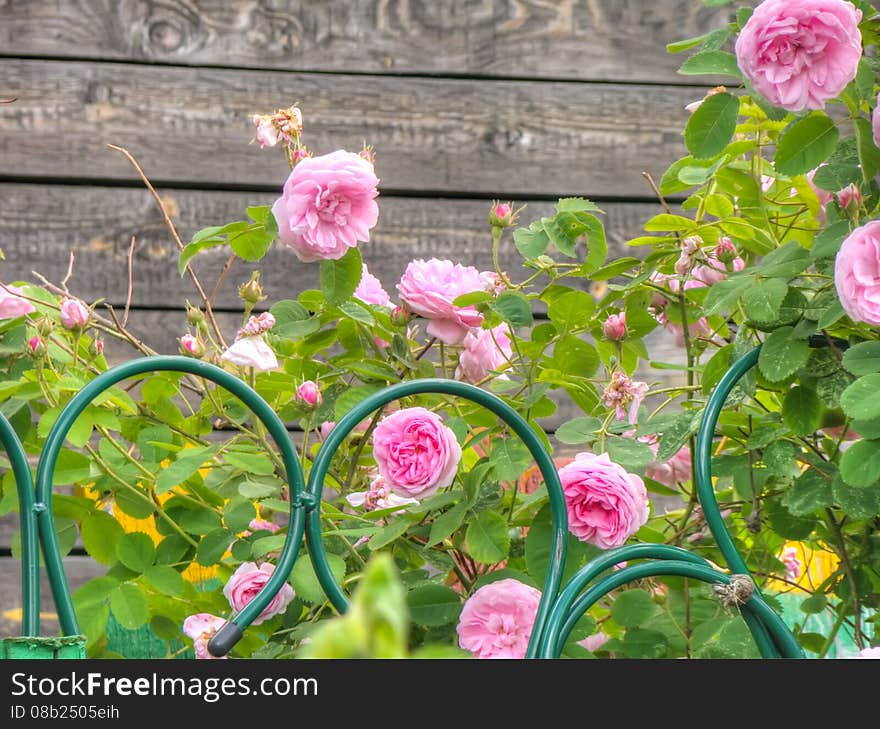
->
0, 0, 878, 660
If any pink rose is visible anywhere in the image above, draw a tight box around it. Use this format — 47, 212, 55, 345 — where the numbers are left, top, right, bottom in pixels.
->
222, 561, 295, 625
454, 325, 513, 384
372, 406, 462, 498
253, 114, 280, 149
179, 333, 203, 358
319, 419, 370, 440
182, 613, 228, 660
835, 183, 861, 211
354, 264, 391, 307
345, 474, 419, 512
221, 335, 278, 371
735, 0, 862, 112
456, 578, 541, 659
240, 311, 275, 338
295, 380, 322, 408
600, 372, 649, 425
602, 312, 627, 341
645, 446, 692, 488
59, 298, 89, 329
853, 646, 880, 658
0, 284, 35, 319
272, 149, 379, 262
874, 93, 880, 147
246, 517, 280, 534
27, 336, 45, 356
835, 220, 880, 326
558, 451, 650, 549
397, 258, 486, 344
578, 632, 610, 654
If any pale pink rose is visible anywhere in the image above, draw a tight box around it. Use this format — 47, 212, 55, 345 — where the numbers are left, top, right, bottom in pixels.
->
715, 237, 738, 264
319, 419, 370, 440
0, 284, 35, 319
354, 264, 392, 307
600, 372, 649, 425
397, 258, 486, 344
835, 220, 880, 326
182, 613, 228, 660
220, 335, 278, 371
646, 446, 692, 487
59, 298, 89, 329
578, 632, 610, 653
246, 517, 280, 534
690, 255, 745, 288
179, 333, 203, 357
853, 646, 880, 658
735, 0, 862, 112
222, 561, 295, 625
345, 474, 419, 513
454, 325, 513, 384
295, 380, 322, 407
602, 312, 627, 341
781, 546, 803, 581
874, 93, 880, 147
253, 115, 280, 149
240, 311, 275, 338
372, 406, 462, 498
558, 451, 650, 549
272, 149, 379, 262
456, 578, 541, 659
836, 183, 861, 211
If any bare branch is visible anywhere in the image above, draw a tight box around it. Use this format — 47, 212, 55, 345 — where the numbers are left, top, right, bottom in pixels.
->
60, 250, 76, 292
124, 235, 136, 327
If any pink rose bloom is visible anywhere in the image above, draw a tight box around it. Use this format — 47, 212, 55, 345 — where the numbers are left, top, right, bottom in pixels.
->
295, 380, 322, 407
59, 298, 89, 329
179, 333, 203, 357
690, 256, 745, 287
600, 372, 649, 425
372, 406, 462, 498
354, 263, 391, 307
558, 451, 650, 549
319, 419, 370, 440
735, 0, 862, 112
835, 183, 861, 211
454, 325, 513, 384
646, 446, 692, 487
27, 336, 44, 355
853, 646, 880, 658
222, 561, 295, 625
253, 115, 280, 149
456, 578, 541, 659
182, 613, 228, 660
246, 517, 280, 534
578, 632, 610, 653
221, 335, 278, 371
874, 93, 880, 147
602, 312, 627, 341
835, 220, 880, 326
272, 150, 379, 262
0, 284, 35, 319
345, 474, 419, 512
240, 311, 275, 338
397, 258, 486, 344
781, 546, 803, 581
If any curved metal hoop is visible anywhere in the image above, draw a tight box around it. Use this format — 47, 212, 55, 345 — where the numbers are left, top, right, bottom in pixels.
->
33, 356, 307, 645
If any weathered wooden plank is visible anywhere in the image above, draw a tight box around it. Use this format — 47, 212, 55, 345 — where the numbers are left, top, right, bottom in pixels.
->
0, 1, 731, 84
0, 184, 662, 309
0, 60, 703, 197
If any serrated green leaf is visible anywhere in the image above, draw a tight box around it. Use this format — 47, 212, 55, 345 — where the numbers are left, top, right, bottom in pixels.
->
555, 417, 601, 445
782, 468, 833, 516
611, 589, 657, 628
110, 583, 150, 630
490, 438, 532, 481
685, 92, 739, 160
319, 247, 363, 305
782, 386, 822, 436
678, 50, 741, 78
854, 116, 880, 182
406, 584, 462, 627
115, 532, 156, 573
840, 439, 880, 487
491, 291, 533, 328
758, 327, 809, 382
291, 553, 345, 604
465, 510, 510, 564
743, 279, 788, 324
80, 511, 125, 565
427, 502, 469, 546
841, 374, 880, 421
144, 565, 185, 597
842, 341, 880, 376
367, 517, 411, 550
775, 113, 839, 176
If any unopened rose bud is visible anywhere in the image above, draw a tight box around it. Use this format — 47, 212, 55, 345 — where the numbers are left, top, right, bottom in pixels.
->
238, 273, 266, 306
60, 298, 89, 330
92, 338, 104, 356
391, 305, 412, 327
179, 333, 204, 358
27, 335, 45, 356
186, 304, 206, 327
359, 144, 376, 166
836, 183, 861, 212
35, 316, 54, 338
295, 380, 322, 408
715, 237, 738, 264
489, 201, 517, 228
291, 147, 312, 164
602, 312, 627, 341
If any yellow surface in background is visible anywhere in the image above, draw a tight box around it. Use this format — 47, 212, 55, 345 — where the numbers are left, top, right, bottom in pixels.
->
765, 541, 839, 594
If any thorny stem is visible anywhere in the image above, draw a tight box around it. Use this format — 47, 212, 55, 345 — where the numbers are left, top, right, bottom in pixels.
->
824, 508, 863, 649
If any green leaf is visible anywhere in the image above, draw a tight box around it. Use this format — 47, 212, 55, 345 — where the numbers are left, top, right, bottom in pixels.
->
811, 220, 851, 260
319, 247, 363, 305
73, 576, 118, 610
775, 113, 839, 177
643, 214, 696, 232
547, 290, 595, 329
757, 242, 811, 278
80, 511, 125, 565
841, 374, 880, 421
555, 197, 602, 214
291, 553, 345, 604
764, 440, 796, 476
144, 565, 185, 597
553, 336, 599, 378
513, 224, 550, 259
832, 475, 880, 519
611, 589, 657, 628
555, 417, 601, 445
465, 510, 510, 564
854, 117, 880, 182
840, 440, 880, 488
224, 450, 275, 476
782, 468, 833, 516
604, 437, 656, 472
742, 279, 788, 325
623, 628, 668, 658
52, 450, 92, 485
656, 410, 701, 461
229, 228, 274, 262
178, 236, 226, 276
678, 50, 741, 78
269, 299, 320, 339
491, 291, 533, 328
367, 517, 411, 550
110, 583, 150, 630
406, 584, 462, 627
179, 507, 222, 535
703, 274, 754, 316
765, 497, 816, 540
758, 327, 809, 382
782, 386, 822, 436
196, 528, 235, 566
842, 341, 880, 376
223, 500, 257, 532
155, 445, 218, 494
490, 438, 532, 481
817, 299, 845, 329
685, 92, 739, 160
427, 502, 469, 547
799, 594, 828, 615
115, 532, 156, 573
